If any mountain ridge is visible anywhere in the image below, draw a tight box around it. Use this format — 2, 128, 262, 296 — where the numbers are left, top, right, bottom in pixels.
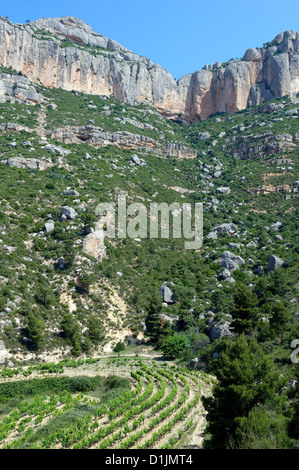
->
0, 15, 298, 122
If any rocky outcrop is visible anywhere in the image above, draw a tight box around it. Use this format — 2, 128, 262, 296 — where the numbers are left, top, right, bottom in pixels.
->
230, 133, 298, 160
51, 125, 197, 158
1, 156, 53, 170
220, 251, 245, 271
209, 320, 234, 341
0, 17, 298, 122
0, 71, 40, 103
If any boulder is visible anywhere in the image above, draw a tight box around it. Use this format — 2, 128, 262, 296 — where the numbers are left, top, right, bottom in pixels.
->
61, 206, 78, 220
221, 269, 231, 279
206, 231, 218, 240
268, 255, 284, 271
44, 221, 55, 233
63, 189, 80, 197
213, 223, 238, 234
198, 132, 211, 140
216, 187, 231, 194
2, 156, 53, 170
131, 154, 141, 165
220, 251, 245, 271
209, 321, 234, 342
160, 285, 175, 304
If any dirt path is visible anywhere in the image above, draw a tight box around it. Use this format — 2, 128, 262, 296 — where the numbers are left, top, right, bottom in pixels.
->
35, 101, 48, 137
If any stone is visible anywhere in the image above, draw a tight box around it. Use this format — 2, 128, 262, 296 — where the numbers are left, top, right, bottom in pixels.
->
224, 277, 236, 284
220, 251, 245, 271
268, 255, 284, 271
160, 285, 175, 304
44, 221, 55, 233
221, 269, 231, 279
272, 222, 282, 230
216, 187, 230, 194
61, 206, 78, 220
198, 132, 211, 140
159, 313, 178, 325
131, 154, 141, 165
213, 223, 238, 234
209, 321, 234, 342
63, 189, 80, 197
0, 339, 11, 363
2, 156, 53, 170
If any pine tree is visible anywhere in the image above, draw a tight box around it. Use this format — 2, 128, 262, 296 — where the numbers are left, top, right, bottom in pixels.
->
231, 284, 260, 334
203, 334, 281, 448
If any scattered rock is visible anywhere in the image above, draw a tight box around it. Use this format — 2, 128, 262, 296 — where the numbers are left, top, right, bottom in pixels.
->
216, 187, 231, 194
213, 223, 238, 234
44, 221, 55, 233
160, 285, 175, 304
268, 255, 284, 271
209, 320, 234, 341
61, 206, 78, 220
63, 189, 80, 197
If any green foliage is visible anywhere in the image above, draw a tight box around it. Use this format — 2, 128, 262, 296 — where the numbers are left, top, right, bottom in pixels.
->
0, 376, 103, 402
26, 311, 45, 349
161, 333, 190, 358
231, 406, 293, 449
231, 284, 260, 334
113, 342, 126, 353
203, 334, 282, 448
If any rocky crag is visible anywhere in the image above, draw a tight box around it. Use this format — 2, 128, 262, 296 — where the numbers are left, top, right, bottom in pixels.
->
0, 16, 298, 122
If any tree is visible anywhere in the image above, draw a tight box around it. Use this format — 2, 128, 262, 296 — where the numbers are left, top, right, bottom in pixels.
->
231, 406, 292, 449
114, 342, 125, 353
87, 315, 104, 343
80, 212, 97, 234
26, 311, 45, 349
270, 301, 291, 335
60, 313, 82, 354
35, 283, 54, 308
60, 313, 79, 340
203, 334, 280, 448
231, 284, 260, 334
161, 333, 190, 358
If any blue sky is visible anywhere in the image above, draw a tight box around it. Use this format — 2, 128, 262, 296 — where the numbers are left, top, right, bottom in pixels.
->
2, 0, 299, 79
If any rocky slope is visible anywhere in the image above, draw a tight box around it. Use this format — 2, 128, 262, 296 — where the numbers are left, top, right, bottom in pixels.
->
0, 15, 298, 122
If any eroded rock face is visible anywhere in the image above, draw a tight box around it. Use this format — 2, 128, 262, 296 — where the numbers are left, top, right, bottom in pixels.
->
0, 17, 298, 122
51, 126, 197, 158
0, 72, 40, 103
1, 156, 53, 170
82, 230, 106, 261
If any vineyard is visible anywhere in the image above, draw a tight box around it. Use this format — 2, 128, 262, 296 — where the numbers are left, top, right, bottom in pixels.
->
0, 357, 213, 449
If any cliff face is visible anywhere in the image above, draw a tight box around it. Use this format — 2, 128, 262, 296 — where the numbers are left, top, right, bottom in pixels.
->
0, 16, 298, 122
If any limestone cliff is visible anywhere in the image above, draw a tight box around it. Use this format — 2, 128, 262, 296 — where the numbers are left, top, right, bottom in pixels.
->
0, 16, 298, 121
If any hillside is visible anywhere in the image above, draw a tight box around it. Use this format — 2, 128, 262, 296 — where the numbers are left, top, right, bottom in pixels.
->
0, 17, 298, 450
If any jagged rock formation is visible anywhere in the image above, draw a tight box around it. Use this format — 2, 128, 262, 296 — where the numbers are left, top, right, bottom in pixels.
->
229, 132, 299, 160
51, 125, 197, 158
0, 16, 298, 122
0, 156, 53, 170
0, 72, 40, 103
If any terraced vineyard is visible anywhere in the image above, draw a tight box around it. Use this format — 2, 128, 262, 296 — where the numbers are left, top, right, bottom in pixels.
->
0, 358, 212, 449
